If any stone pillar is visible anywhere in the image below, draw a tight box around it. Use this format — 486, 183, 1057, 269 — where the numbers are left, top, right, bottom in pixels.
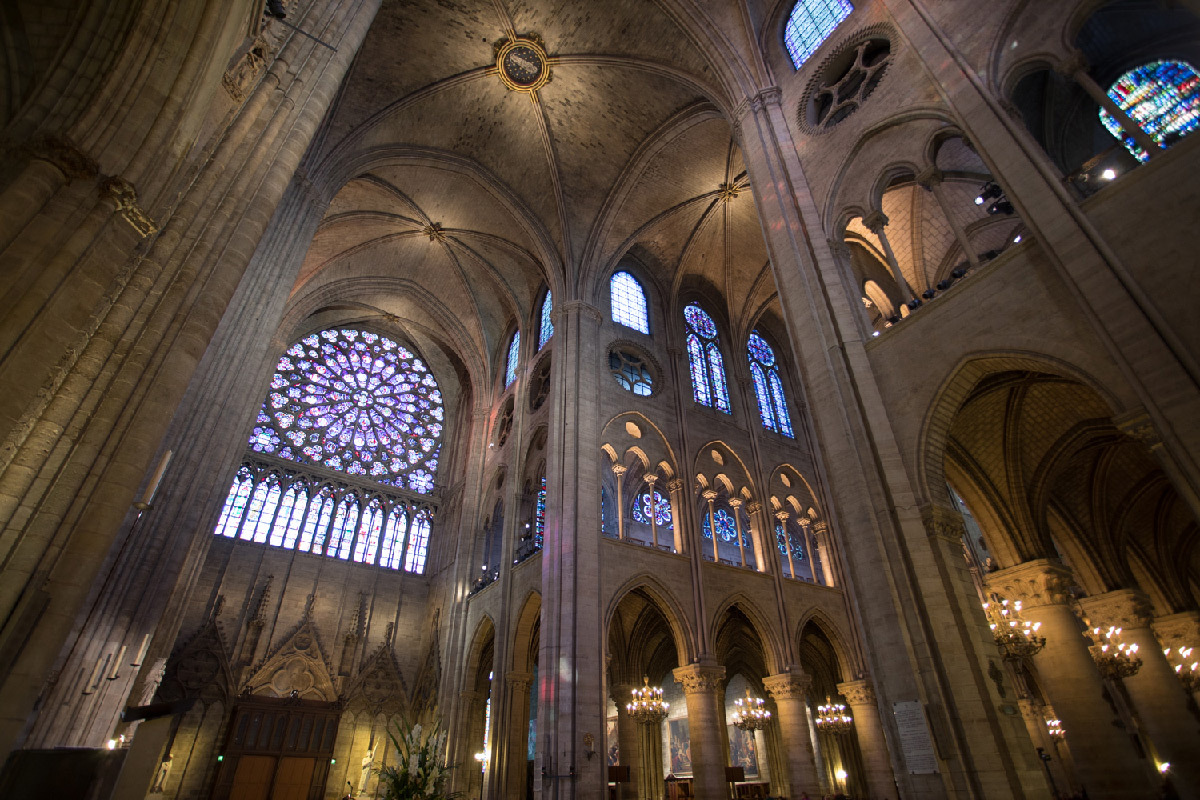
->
812, 521, 835, 587
763, 671, 822, 798
637, 719, 664, 800
610, 683, 643, 800
836, 679, 896, 800
673, 663, 727, 800
861, 211, 916, 302
915, 166, 980, 269
642, 474, 659, 548
504, 672, 534, 800
666, 478, 686, 554
701, 489, 720, 562
613, 464, 628, 540
1017, 697, 1075, 796
728, 498, 747, 567
775, 511, 795, 578
987, 561, 1154, 799
1078, 590, 1200, 799
1056, 51, 1163, 158
744, 501, 770, 574
798, 517, 817, 582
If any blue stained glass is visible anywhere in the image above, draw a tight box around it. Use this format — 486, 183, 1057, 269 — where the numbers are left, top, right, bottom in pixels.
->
775, 524, 805, 560
611, 271, 650, 333
783, 0, 853, 70
1100, 60, 1199, 162
215, 468, 254, 537
702, 508, 738, 541
687, 334, 710, 406
535, 475, 547, 548
380, 506, 408, 570
539, 291, 554, 349
748, 330, 794, 438
247, 328, 443, 493
684, 304, 718, 338
707, 344, 731, 413
405, 508, 431, 573
506, 330, 521, 386
632, 489, 673, 528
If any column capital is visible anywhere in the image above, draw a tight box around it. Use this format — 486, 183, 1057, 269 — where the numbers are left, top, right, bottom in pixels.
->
763, 670, 812, 701
22, 133, 98, 180
733, 86, 784, 122
673, 663, 726, 695
610, 682, 637, 707
643, 473, 658, 486
835, 678, 875, 706
985, 559, 1074, 608
774, 510, 790, 522
920, 502, 966, 545
1113, 408, 1162, 449
861, 210, 889, 233
1077, 589, 1154, 631
611, 464, 628, 477
666, 478, 685, 494
557, 300, 603, 324
506, 671, 534, 691
1054, 49, 1089, 78
1152, 610, 1200, 649
727, 497, 743, 509
915, 166, 944, 189
811, 520, 829, 536
701, 488, 718, 502
826, 238, 852, 260
745, 501, 763, 515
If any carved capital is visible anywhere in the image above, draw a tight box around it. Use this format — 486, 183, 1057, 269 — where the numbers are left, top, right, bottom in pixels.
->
763, 671, 812, 701
1054, 49, 1089, 78
642, 473, 658, 487
915, 166, 944, 189
673, 663, 726, 695
835, 678, 875, 707
611, 464, 628, 477
506, 671, 534, 692
1151, 610, 1200, 650
811, 521, 829, 537
826, 238, 852, 260
666, 478, 685, 494
745, 501, 763, 515
701, 489, 718, 503
222, 37, 273, 103
727, 497, 743, 509
985, 559, 1073, 609
22, 133, 98, 180
1113, 409, 1162, 449
1077, 589, 1154, 631
920, 503, 967, 545
733, 86, 784, 123
559, 300, 603, 324
774, 510, 790, 522
861, 210, 889, 234
99, 176, 158, 237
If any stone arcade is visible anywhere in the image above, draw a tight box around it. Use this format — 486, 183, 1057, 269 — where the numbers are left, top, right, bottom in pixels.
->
1, 1, 1199, 799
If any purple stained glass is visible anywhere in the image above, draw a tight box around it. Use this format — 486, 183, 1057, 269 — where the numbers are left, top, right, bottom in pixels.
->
702, 508, 738, 542
506, 330, 521, 386
684, 304, 718, 338
748, 331, 775, 366
687, 334, 710, 406
749, 330, 793, 438
707, 344, 731, 413
535, 475, 547, 548
1100, 60, 1199, 162
751, 363, 776, 431
685, 304, 730, 414
633, 489, 673, 528
247, 328, 443, 493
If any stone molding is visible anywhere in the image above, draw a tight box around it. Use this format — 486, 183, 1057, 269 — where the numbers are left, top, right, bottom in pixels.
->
99, 176, 158, 237
1054, 49, 1089, 78
21, 133, 98, 180
861, 210, 888, 233
763, 671, 812, 701
985, 559, 1073, 608
673, 663, 726, 695
557, 300, 603, 324
1113, 409, 1162, 449
915, 166, 943, 189
836, 678, 875, 706
1077, 589, 1154, 631
506, 671, 534, 692
1151, 610, 1200, 648
920, 503, 966, 545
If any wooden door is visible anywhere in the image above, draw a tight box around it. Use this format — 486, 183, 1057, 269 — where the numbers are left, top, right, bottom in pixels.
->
271, 756, 316, 800
230, 755, 276, 800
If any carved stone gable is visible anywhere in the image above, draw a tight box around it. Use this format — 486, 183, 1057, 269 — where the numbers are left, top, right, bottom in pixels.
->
159, 618, 234, 704
346, 645, 409, 716
246, 618, 337, 701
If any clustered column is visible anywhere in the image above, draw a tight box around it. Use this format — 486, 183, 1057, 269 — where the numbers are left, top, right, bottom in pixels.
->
836, 679, 896, 800
1078, 589, 1200, 798
986, 560, 1152, 800
673, 663, 727, 800
763, 670, 822, 798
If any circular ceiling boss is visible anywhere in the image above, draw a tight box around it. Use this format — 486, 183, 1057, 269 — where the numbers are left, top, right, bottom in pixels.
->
495, 36, 551, 92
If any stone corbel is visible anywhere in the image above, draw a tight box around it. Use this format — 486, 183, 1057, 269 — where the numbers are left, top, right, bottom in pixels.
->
100, 176, 158, 237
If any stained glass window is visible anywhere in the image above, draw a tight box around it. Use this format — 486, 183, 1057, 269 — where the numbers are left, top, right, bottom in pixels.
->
684, 304, 731, 413
611, 271, 650, 333
701, 507, 739, 541
748, 331, 794, 437
535, 475, 547, 549
632, 489, 674, 528
539, 291, 554, 349
784, 0, 853, 70
247, 328, 443, 493
506, 330, 521, 386
1100, 60, 1199, 162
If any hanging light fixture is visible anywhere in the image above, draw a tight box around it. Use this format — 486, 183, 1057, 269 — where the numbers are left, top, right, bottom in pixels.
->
1164, 646, 1198, 692
627, 676, 669, 725
731, 689, 771, 732
1045, 718, 1065, 740
982, 595, 1045, 659
1087, 625, 1142, 679
814, 696, 853, 736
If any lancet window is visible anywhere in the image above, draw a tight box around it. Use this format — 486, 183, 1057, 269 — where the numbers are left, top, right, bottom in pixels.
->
747, 331, 794, 437
506, 330, 521, 386
684, 303, 731, 413
538, 291, 554, 349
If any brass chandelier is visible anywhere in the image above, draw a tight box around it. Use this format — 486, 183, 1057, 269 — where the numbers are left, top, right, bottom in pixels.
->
627, 676, 669, 725
814, 696, 853, 736
730, 689, 771, 732
982, 595, 1046, 659
1087, 625, 1142, 680
1165, 645, 1199, 692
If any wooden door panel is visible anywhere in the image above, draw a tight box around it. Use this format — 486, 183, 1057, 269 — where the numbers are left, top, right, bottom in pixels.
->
271, 756, 316, 800
230, 755, 276, 800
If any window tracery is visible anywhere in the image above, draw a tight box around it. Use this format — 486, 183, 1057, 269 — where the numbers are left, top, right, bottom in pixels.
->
748, 331, 794, 437
215, 328, 442, 572
684, 304, 731, 413
784, 0, 854, 70
1100, 60, 1199, 162
632, 489, 673, 528
610, 271, 650, 334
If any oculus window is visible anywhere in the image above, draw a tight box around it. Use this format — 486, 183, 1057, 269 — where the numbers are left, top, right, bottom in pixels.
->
1101, 60, 1199, 162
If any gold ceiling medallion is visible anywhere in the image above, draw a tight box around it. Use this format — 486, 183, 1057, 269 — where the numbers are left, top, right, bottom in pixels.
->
495, 35, 551, 93
717, 182, 740, 202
